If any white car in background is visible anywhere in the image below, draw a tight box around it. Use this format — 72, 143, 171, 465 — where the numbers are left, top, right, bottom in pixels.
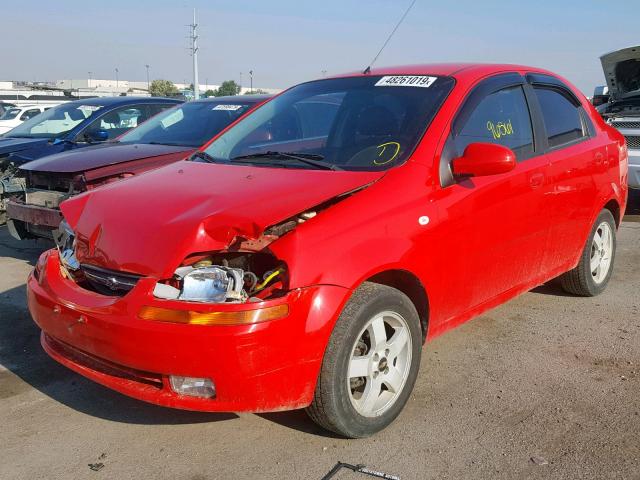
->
0, 105, 53, 134
598, 45, 640, 188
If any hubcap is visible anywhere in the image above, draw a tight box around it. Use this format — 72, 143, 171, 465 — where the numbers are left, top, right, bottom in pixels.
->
347, 311, 412, 417
590, 221, 613, 284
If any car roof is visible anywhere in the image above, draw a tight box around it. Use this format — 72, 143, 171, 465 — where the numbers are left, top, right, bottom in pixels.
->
332, 63, 558, 82
63, 96, 182, 107
193, 94, 272, 105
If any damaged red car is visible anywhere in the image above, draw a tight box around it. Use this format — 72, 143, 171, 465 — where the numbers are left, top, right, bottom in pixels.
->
28, 64, 627, 438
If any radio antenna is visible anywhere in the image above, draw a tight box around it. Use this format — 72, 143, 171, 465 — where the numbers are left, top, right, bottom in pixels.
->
363, 0, 418, 74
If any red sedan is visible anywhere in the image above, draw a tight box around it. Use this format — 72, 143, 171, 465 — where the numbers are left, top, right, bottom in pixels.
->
28, 64, 628, 438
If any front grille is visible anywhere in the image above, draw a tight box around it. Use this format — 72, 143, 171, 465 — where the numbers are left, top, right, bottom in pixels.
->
45, 334, 163, 389
28, 172, 75, 193
80, 264, 142, 296
625, 136, 640, 150
611, 121, 640, 129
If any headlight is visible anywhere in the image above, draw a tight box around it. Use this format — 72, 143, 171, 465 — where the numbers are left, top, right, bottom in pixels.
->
180, 266, 245, 303
53, 219, 79, 272
153, 265, 247, 303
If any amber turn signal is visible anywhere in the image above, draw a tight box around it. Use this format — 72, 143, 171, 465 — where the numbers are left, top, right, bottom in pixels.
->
138, 304, 289, 325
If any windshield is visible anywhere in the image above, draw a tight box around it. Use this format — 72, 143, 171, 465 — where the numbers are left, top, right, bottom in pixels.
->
5, 102, 103, 139
202, 75, 454, 171
118, 101, 256, 147
0, 108, 21, 120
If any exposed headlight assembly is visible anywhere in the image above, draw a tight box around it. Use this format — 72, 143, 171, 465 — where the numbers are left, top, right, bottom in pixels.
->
53, 219, 80, 272
154, 265, 247, 303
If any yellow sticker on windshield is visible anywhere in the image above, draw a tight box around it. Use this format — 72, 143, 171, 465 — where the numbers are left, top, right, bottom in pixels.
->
374, 142, 401, 165
487, 120, 513, 140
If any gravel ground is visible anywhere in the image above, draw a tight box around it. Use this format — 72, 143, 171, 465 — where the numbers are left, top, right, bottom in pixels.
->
0, 195, 638, 480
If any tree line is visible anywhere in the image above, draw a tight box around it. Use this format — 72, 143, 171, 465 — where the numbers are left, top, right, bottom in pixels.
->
149, 79, 267, 97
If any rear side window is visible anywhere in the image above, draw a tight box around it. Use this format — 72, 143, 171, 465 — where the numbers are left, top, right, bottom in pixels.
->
533, 88, 585, 148
21, 109, 42, 121
453, 86, 534, 160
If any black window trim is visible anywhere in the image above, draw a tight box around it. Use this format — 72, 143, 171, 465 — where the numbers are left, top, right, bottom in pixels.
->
439, 72, 541, 188
525, 74, 592, 152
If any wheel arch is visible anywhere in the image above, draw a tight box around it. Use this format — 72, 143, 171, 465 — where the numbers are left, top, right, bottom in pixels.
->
366, 269, 430, 342
603, 198, 621, 227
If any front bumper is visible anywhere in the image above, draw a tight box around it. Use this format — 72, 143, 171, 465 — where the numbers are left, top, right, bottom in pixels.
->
28, 250, 350, 412
6, 200, 62, 240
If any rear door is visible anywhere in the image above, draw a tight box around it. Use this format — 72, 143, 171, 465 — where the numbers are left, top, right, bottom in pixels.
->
525, 75, 601, 273
433, 74, 551, 321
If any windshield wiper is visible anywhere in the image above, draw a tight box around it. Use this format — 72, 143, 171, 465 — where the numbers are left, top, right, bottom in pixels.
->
190, 150, 219, 163
231, 151, 341, 171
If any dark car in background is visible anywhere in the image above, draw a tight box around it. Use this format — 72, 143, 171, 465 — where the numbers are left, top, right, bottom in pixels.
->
0, 96, 181, 223
7, 95, 270, 240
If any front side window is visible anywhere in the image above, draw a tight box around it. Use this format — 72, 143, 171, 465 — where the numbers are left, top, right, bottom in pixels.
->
83, 106, 148, 140
119, 101, 256, 147
202, 75, 455, 171
533, 87, 585, 148
453, 86, 534, 160
5, 103, 103, 139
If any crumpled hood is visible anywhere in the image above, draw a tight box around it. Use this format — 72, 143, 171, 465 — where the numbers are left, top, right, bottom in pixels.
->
601, 46, 640, 99
61, 161, 383, 278
0, 137, 49, 159
21, 143, 193, 174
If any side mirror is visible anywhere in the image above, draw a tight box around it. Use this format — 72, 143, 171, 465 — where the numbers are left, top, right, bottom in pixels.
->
85, 129, 109, 142
451, 142, 516, 178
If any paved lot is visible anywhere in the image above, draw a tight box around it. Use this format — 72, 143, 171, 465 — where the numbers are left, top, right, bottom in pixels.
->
1, 194, 639, 480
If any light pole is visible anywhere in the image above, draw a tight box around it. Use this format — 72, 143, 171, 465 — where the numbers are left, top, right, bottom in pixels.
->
145, 64, 150, 92
249, 70, 253, 94
115, 68, 119, 88
88, 71, 92, 88
321, 69, 327, 77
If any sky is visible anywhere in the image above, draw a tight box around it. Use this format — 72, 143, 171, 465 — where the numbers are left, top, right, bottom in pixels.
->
2, 0, 639, 94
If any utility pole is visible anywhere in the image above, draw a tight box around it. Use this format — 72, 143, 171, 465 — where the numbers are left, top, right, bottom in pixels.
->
145, 64, 150, 91
249, 70, 253, 94
189, 8, 200, 100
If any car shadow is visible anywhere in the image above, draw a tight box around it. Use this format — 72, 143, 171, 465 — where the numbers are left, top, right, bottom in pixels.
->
257, 410, 343, 438
0, 226, 49, 266
530, 281, 578, 297
0, 282, 237, 426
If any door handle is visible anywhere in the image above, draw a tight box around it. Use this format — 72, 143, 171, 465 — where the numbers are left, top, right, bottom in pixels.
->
529, 172, 544, 188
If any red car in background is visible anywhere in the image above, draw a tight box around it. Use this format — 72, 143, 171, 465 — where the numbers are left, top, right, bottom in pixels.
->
7, 95, 270, 240
28, 64, 627, 438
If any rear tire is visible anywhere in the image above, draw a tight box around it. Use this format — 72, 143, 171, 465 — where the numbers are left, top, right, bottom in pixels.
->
560, 209, 616, 296
306, 282, 422, 438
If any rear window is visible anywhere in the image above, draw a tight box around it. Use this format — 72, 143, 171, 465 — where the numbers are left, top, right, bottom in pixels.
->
533, 88, 585, 148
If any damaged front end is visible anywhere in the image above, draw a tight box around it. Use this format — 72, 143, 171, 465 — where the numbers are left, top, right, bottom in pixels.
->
0, 157, 26, 225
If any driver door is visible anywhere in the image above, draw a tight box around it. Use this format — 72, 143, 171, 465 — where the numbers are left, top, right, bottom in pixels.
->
432, 75, 551, 321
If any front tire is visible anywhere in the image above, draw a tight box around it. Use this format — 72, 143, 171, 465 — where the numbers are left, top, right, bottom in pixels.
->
560, 209, 616, 296
306, 282, 422, 438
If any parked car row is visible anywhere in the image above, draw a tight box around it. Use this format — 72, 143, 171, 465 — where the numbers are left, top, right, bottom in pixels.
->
5, 94, 269, 239
0, 104, 56, 134
20, 63, 627, 437
0, 95, 268, 226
